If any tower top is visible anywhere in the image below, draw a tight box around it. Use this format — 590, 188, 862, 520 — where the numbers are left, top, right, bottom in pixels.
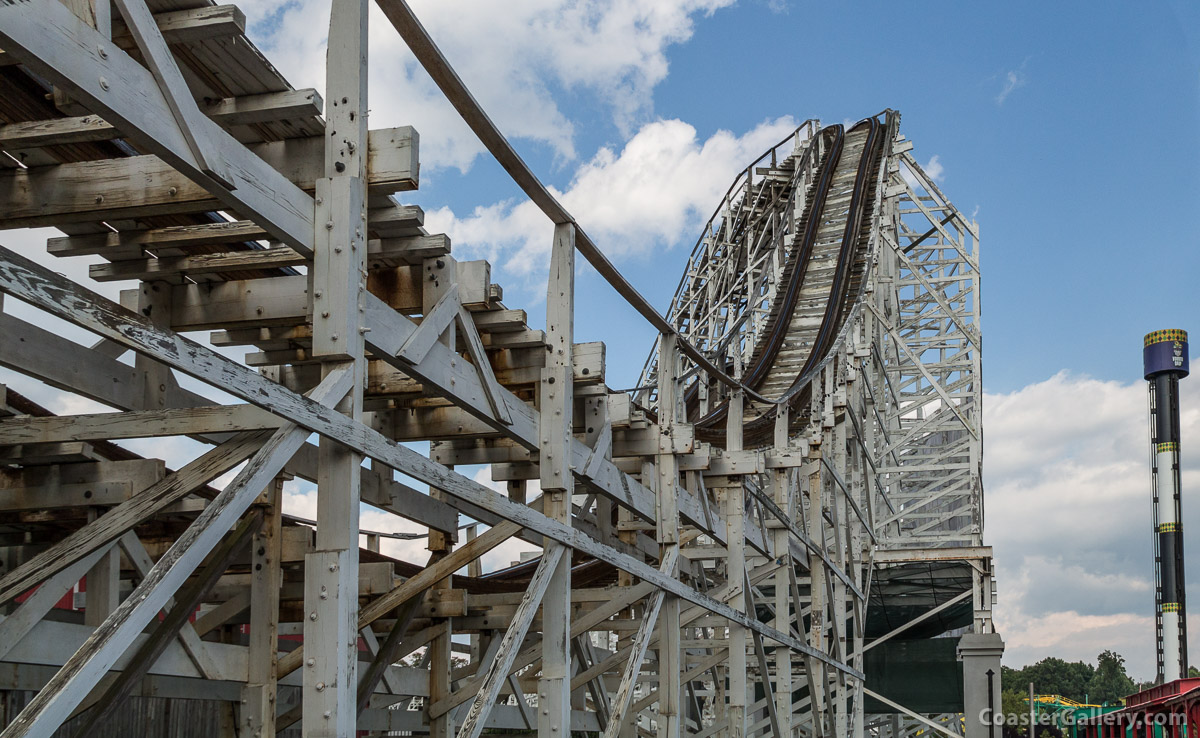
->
1145, 329, 1189, 380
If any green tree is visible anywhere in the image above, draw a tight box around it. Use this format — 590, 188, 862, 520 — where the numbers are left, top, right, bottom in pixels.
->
1003, 657, 1095, 702
1086, 651, 1137, 704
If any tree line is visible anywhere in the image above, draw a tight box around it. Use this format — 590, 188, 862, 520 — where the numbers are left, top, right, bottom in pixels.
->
1001, 650, 1140, 709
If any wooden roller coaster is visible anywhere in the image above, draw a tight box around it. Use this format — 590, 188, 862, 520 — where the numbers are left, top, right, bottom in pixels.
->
0, 0, 997, 735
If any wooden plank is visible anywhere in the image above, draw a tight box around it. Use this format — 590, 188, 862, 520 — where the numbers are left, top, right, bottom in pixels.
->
0, 128, 417, 227
48, 220, 270, 258
0, 458, 163, 511
110, 4, 245, 46
89, 246, 306, 281
0, 115, 117, 148
0, 89, 321, 151
0, 405, 282, 444
204, 88, 323, 126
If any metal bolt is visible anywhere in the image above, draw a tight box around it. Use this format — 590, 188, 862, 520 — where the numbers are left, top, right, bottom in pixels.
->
331, 334, 339, 341
329, 563, 338, 571
97, 46, 108, 59
323, 711, 331, 719
335, 246, 343, 253
168, 187, 178, 196
326, 221, 334, 230
315, 290, 323, 298
94, 195, 104, 204
98, 76, 108, 90
307, 658, 315, 666
309, 612, 317, 621
315, 682, 325, 692
321, 311, 330, 318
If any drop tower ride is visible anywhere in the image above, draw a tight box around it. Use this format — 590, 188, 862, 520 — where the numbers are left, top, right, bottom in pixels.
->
1146, 329, 1190, 683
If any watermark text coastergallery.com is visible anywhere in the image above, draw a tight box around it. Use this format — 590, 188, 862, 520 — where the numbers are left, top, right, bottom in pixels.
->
979, 712, 1187, 727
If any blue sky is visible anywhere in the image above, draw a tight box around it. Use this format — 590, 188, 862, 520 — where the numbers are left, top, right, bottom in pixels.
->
4, 0, 1199, 682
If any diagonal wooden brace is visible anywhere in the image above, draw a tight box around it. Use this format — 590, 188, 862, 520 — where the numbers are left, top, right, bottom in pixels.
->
109, 0, 235, 189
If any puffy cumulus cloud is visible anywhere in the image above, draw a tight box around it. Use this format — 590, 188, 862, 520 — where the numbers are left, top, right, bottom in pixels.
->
241, 0, 735, 171
426, 116, 801, 286
923, 155, 944, 182
984, 372, 1200, 680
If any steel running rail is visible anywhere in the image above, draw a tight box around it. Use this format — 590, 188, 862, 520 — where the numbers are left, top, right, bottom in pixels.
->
686, 114, 891, 447
374, 0, 778, 406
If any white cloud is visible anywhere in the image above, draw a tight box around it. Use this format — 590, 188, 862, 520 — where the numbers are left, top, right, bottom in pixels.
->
995, 67, 1027, 105
242, 0, 735, 172
985, 371, 1200, 680
426, 115, 801, 288
923, 154, 944, 182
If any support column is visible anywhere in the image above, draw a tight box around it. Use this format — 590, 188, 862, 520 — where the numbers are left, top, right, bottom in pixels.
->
725, 387, 747, 738
303, 0, 368, 732
958, 633, 1004, 738
771, 409, 793, 738
539, 223, 575, 738
656, 334, 681, 738
243, 476, 284, 737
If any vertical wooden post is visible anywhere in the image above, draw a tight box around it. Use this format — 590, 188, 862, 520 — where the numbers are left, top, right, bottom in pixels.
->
656, 334, 681, 738
772, 408, 793, 738
425, 258, 458, 738
725, 387, 747, 738
303, 0, 368, 731
807, 446, 828, 729
83, 507, 119, 629
539, 222, 575, 738
244, 476, 283, 737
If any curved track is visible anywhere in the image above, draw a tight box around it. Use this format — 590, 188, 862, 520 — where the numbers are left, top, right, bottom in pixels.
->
660, 113, 892, 448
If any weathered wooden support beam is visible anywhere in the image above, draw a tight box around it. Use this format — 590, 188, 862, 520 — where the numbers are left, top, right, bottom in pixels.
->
110, 4, 245, 46
0, 405, 282, 445
89, 246, 305, 281
0, 244, 854, 677
655, 333, 682, 738
0, 431, 263, 607
242, 477, 283, 737
538, 221, 574, 738
300, 0, 370, 727
0, 369, 349, 738
0, 458, 163, 510
0, 128, 417, 227
0, 0, 317, 251
276, 520, 521, 680
457, 543, 567, 738
71, 511, 261, 737
110, 0, 236, 188
602, 547, 679, 738
203, 88, 323, 126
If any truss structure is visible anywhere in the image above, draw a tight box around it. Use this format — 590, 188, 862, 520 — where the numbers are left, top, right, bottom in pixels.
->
0, 0, 998, 736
